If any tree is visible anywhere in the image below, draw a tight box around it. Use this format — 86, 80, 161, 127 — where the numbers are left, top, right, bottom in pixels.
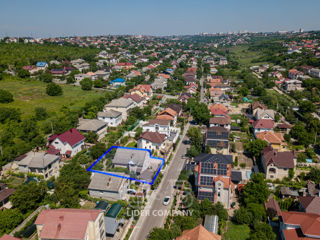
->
239, 87, 249, 97
148, 228, 174, 240
10, 182, 47, 213
0, 89, 13, 103
85, 131, 98, 144
17, 69, 30, 78
187, 127, 203, 155
192, 103, 211, 125
234, 207, 253, 224
89, 142, 107, 160
46, 82, 63, 96
58, 161, 91, 192
200, 198, 214, 217
54, 181, 80, 208
299, 100, 316, 114
290, 124, 313, 147
244, 139, 268, 158
243, 173, 270, 205
307, 168, 320, 184
80, 78, 92, 90
250, 222, 276, 240
35, 107, 48, 120
174, 216, 196, 231
0, 107, 20, 123
39, 72, 53, 83
93, 79, 104, 88
0, 209, 23, 235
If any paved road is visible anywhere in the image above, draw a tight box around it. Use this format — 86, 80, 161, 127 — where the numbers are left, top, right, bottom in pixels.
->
129, 123, 190, 240
200, 77, 206, 103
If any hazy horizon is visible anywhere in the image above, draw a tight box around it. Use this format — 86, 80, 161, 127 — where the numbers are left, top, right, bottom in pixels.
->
1, 0, 320, 37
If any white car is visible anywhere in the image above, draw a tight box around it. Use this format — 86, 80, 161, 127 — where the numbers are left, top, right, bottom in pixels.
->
163, 196, 171, 206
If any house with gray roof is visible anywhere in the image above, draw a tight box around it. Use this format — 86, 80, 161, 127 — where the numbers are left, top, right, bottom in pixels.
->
97, 110, 122, 127
88, 172, 129, 201
18, 152, 61, 179
104, 98, 134, 121
77, 119, 107, 140
255, 109, 275, 121
112, 148, 159, 182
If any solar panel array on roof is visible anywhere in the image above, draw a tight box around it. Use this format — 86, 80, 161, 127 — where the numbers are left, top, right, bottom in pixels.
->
198, 191, 214, 202
201, 162, 216, 174
200, 176, 214, 186
207, 131, 229, 140
206, 140, 228, 148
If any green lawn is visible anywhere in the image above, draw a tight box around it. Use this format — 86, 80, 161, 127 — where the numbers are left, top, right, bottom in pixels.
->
224, 221, 250, 240
0, 77, 105, 117
228, 45, 267, 67
126, 141, 137, 148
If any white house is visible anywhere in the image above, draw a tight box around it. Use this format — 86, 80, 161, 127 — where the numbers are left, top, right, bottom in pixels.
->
103, 98, 134, 121
142, 119, 171, 136
97, 110, 122, 127
252, 119, 274, 136
48, 128, 85, 157
255, 109, 275, 121
88, 172, 129, 201
137, 131, 166, 152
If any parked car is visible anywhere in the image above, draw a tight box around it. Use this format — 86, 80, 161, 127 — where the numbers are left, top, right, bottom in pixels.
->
163, 196, 171, 206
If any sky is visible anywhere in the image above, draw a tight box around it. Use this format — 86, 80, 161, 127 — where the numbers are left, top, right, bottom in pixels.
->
1, 0, 320, 37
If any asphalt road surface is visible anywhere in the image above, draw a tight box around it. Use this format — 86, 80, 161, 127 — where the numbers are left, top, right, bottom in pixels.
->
129, 123, 190, 240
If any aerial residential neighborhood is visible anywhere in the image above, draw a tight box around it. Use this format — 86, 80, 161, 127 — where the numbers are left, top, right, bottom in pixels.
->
1, 1, 320, 240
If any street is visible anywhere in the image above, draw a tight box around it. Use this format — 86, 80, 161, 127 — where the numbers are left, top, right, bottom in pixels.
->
129, 123, 190, 240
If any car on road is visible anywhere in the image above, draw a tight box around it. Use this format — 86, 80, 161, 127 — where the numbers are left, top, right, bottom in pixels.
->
163, 196, 171, 206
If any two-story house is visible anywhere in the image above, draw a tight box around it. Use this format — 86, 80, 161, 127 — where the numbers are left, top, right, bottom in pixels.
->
104, 98, 134, 121
209, 117, 231, 130
194, 153, 233, 208
48, 128, 85, 157
88, 172, 129, 201
205, 127, 229, 154
252, 119, 274, 136
97, 110, 122, 127
261, 146, 296, 180
18, 152, 61, 179
35, 209, 106, 240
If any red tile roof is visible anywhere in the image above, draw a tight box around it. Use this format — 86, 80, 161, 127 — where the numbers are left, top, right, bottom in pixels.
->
264, 194, 282, 217
253, 119, 274, 129
35, 209, 101, 240
210, 104, 228, 114
261, 146, 295, 169
281, 211, 320, 237
0, 188, 15, 203
0, 235, 21, 240
50, 128, 85, 147
124, 93, 144, 103
176, 225, 221, 240
140, 131, 166, 144
299, 196, 320, 215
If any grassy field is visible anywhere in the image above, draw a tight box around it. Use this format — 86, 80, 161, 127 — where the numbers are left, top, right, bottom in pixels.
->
228, 45, 266, 67
0, 77, 105, 117
224, 221, 250, 240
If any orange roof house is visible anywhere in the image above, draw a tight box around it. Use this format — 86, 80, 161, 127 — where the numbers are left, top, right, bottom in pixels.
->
256, 131, 286, 151
158, 73, 170, 79
176, 225, 221, 240
156, 108, 177, 122
210, 104, 228, 114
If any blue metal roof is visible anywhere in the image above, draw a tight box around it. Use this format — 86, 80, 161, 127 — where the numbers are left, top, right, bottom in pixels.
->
36, 62, 47, 67
111, 78, 125, 83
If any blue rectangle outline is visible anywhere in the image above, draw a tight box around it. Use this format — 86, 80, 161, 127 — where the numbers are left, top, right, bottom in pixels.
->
86, 146, 165, 185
